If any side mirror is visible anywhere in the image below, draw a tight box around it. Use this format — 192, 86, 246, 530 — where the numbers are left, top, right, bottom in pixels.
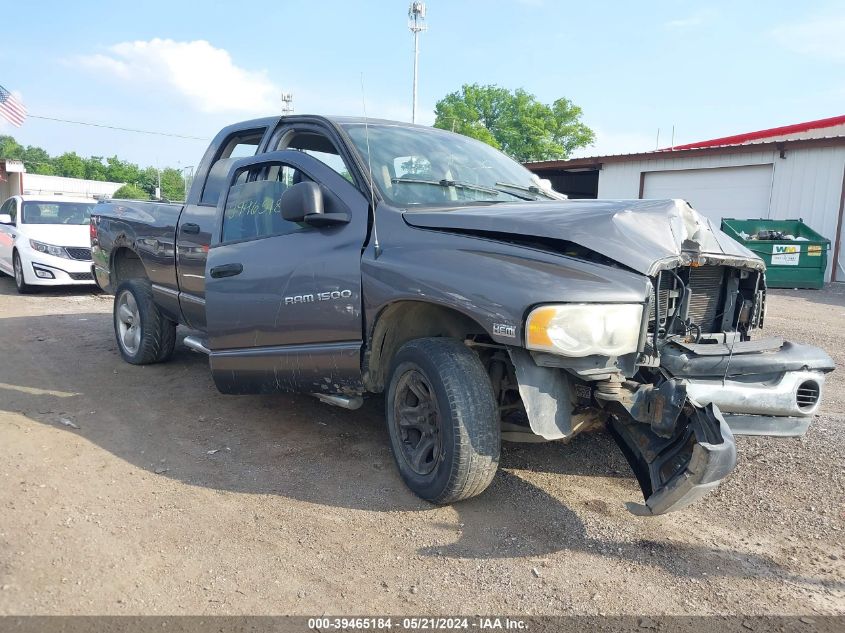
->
279, 181, 322, 222
0, 214, 12, 225
278, 181, 349, 227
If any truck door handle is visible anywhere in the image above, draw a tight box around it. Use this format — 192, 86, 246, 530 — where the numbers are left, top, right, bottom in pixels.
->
181, 223, 200, 234
209, 263, 243, 278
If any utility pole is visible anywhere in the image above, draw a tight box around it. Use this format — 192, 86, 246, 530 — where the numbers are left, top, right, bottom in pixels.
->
281, 92, 294, 116
408, 2, 427, 124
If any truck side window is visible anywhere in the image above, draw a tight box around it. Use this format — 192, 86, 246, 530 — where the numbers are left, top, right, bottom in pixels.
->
200, 130, 265, 206
221, 164, 310, 243
277, 132, 354, 184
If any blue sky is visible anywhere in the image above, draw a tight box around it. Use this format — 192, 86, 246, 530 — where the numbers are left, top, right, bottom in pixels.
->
2, 0, 844, 170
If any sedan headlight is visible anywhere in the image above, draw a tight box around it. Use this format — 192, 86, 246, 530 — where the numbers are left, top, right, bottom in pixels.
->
29, 240, 68, 259
526, 304, 643, 357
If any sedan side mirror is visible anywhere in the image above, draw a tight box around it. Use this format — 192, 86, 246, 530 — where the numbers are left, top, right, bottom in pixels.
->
0, 214, 12, 225
279, 181, 349, 227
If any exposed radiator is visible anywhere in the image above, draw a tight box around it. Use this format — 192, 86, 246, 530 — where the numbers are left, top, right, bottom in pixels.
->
649, 266, 726, 333
687, 266, 725, 328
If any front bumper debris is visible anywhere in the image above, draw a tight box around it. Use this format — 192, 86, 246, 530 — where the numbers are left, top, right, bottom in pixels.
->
609, 402, 736, 516
719, 414, 811, 437
596, 335, 834, 514
661, 336, 834, 436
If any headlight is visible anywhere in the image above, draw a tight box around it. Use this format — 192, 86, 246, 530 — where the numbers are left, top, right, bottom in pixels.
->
525, 304, 643, 357
29, 240, 68, 259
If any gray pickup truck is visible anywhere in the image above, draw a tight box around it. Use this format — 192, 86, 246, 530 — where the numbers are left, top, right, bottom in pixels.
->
91, 115, 834, 515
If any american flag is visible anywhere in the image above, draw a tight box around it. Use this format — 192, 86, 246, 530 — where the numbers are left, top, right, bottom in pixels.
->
0, 84, 27, 127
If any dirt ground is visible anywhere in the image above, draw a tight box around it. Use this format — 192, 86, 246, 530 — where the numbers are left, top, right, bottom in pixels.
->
0, 275, 842, 616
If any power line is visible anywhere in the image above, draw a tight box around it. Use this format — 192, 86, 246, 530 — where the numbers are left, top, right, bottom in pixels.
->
28, 115, 210, 141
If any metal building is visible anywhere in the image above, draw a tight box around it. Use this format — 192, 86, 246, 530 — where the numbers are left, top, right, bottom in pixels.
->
526, 115, 845, 282
0, 159, 124, 202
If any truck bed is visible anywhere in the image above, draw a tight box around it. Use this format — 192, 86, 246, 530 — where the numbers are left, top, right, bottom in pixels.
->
91, 199, 184, 296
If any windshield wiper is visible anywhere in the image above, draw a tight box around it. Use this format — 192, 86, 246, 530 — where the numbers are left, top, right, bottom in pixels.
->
392, 177, 501, 196
494, 181, 556, 200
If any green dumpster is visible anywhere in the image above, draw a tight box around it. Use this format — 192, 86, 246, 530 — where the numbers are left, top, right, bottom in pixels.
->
720, 218, 830, 289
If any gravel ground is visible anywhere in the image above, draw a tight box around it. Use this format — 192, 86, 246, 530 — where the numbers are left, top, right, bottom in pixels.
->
0, 276, 842, 616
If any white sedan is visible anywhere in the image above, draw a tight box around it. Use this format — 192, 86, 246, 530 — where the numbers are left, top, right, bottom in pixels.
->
0, 194, 98, 293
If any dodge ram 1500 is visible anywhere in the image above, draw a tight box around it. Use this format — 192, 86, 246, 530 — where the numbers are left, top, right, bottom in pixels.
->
91, 115, 835, 515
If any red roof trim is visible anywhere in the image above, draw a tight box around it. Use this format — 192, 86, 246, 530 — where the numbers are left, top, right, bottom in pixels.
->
665, 114, 845, 151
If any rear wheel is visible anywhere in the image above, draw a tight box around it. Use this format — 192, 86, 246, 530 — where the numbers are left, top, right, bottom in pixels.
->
113, 278, 176, 365
386, 337, 500, 504
13, 251, 34, 294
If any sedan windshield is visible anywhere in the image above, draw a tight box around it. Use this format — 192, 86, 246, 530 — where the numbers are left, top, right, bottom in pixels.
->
22, 201, 95, 225
342, 123, 562, 207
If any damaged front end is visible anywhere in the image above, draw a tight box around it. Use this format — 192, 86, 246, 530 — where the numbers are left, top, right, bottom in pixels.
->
505, 258, 834, 516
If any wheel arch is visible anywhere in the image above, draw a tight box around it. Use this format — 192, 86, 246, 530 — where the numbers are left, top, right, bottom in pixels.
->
110, 245, 149, 286
363, 300, 488, 393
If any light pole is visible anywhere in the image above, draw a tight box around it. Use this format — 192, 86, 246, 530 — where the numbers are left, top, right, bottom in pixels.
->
281, 92, 294, 116
408, 2, 427, 124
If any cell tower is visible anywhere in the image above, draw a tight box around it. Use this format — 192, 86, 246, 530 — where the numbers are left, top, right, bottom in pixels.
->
408, 2, 427, 124
280, 92, 294, 116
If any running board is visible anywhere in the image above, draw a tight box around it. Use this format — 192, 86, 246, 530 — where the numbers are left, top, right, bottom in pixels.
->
609, 403, 737, 516
182, 335, 210, 355
312, 393, 364, 410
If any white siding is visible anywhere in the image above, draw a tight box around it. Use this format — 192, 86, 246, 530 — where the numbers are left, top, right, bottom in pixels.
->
22, 174, 125, 198
596, 145, 845, 281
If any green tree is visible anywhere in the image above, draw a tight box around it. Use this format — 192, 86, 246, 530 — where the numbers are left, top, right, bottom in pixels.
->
84, 156, 108, 181
433, 84, 595, 162
138, 166, 160, 196
0, 135, 24, 160
53, 152, 86, 178
104, 156, 142, 185
159, 167, 186, 201
0, 134, 187, 194
113, 183, 150, 200
21, 146, 54, 174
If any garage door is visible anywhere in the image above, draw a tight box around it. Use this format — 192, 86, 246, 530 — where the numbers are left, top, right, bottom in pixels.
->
642, 164, 773, 224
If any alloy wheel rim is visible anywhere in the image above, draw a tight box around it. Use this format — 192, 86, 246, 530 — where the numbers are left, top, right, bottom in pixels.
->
393, 368, 442, 476
116, 291, 141, 355
13, 257, 22, 286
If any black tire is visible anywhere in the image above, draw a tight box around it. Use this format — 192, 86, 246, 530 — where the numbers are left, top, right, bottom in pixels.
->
13, 251, 35, 294
386, 337, 500, 504
113, 278, 177, 365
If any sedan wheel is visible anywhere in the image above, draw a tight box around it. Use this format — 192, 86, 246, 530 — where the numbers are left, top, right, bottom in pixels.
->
13, 252, 34, 294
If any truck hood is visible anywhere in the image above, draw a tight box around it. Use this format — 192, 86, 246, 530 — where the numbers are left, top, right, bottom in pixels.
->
403, 198, 762, 276
19, 224, 91, 248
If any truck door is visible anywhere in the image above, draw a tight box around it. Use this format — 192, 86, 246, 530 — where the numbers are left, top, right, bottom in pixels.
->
176, 125, 269, 330
204, 150, 370, 395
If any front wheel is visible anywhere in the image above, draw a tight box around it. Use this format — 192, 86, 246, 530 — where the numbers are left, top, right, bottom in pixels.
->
386, 337, 500, 504
13, 251, 35, 294
113, 279, 177, 365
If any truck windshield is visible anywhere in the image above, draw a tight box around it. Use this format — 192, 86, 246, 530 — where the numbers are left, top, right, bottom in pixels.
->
22, 201, 95, 225
342, 123, 562, 207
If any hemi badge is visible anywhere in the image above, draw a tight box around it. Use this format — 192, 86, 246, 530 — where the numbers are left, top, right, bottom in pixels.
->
493, 323, 516, 338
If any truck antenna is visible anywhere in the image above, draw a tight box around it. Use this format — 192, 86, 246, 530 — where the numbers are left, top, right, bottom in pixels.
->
360, 73, 381, 258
